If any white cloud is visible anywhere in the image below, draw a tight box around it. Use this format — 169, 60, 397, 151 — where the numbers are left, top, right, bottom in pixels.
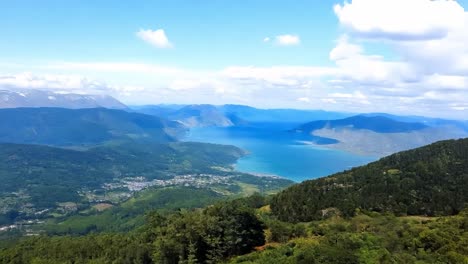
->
4, 0, 468, 121
450, 103, 468, 111
329, 36, 416, 85
2, 53, 466, 118
328, 0, 468, 118
424, 74, 467, 89
0, 72, 117, 95
297, 97, 311, 103
47, 62, 183, 75
333, 0, 468, 77
322, 98, 337, 104
263, 37, 271, 42
334, 0, 465, 40
136, 28, 172, 48
223, 66, 336, 81
398, 14, 468, 76
329, 35, 363, 61
327, 91, 370, 104
275, 34, 300, 46
324, 36, 468, 116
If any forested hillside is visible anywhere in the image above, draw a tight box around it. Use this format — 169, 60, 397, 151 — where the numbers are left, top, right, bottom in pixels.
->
1, 196, 467, 264
231, 209, 468, 264
0, 141, 292, 226
1, 139, 467, 263
0, 107, 186, 145
296, 115, 428, 133
271, 138, 468, 222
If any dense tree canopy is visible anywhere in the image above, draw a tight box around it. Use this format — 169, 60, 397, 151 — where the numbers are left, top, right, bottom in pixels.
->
271, 138, 468, 222
0, 198, 266, 264
1, 139, 468, 263
149, 201, 265, 264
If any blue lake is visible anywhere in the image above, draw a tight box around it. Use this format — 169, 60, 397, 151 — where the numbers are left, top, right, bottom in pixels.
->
184, 123, 377, 182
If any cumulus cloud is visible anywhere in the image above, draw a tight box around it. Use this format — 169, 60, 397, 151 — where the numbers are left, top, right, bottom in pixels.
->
136, 28, 172, 48
333, 0, 468, 77
0, 72, 113, 94
326, 0, 468, 118
275, 34, 300, 46
324, 35, 468, 117
297, 97, 311, 103
334, 0, 465, 40
2, 0, 468, 119
329, 36, 416, 86
399, 16, 468, 76
0, 72, 159, 101
424, 74, 467, 90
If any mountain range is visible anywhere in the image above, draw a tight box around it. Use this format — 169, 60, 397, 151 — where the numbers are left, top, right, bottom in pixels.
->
133, 104, 351, 127
1, 92, 466, 158
135, 105, 468, 157
1, 138, 466, 263
295, 115, 429, 133
0, 89, 127, 109
135, 104, 245, 128
0, 92, 466, 262
294, 115, 468, 156
0, 107, 186, 146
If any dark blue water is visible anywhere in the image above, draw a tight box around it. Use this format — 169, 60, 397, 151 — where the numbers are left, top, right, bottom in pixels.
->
184, 123, 376, 182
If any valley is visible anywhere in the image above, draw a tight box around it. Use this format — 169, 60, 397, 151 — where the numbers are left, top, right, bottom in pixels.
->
0, 91, 466, 263
185, 125, 376, 182
1, 138, 467, 263
2, 2, 468, 262
0, 141, 292, 234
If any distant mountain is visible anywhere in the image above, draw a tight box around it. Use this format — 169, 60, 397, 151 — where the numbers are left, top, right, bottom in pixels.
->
294, 115, 468, 156
0, 89, 127, 109
134, 104, 350, 127
271, 138, 468, 222
220, 104, 351, 123
296, 115, 428, 133
0, 108, 186, 145
170, 104, 241, 127
361, 113, 468, 132
135, 104, 246, 128
131, 104, 184, 117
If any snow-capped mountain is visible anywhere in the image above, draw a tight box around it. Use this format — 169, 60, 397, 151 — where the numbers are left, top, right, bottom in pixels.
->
0, 89, 127, 109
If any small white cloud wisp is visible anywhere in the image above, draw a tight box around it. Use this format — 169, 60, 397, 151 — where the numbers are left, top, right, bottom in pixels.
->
136, 28, 173, 48
275, 34, 300, 46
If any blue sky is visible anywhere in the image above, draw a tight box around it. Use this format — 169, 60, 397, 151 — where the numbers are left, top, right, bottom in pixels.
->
1, 0, 468, 119
1, 0, 339, 67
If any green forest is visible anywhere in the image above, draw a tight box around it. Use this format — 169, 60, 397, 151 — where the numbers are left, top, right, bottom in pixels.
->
271, 138, 468, 222
1, 195, 467, 263
0, 141, 292, 226
0, 138, 467, 263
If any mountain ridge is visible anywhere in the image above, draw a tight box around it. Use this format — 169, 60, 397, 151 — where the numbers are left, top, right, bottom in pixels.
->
0, 107, 186, 146
296, 115, 428, 133
0, 89, 127, 109
271, 138, 468, 223
134, 104, 245, 128
294, 115, 468, 156
134, 104, 351, 126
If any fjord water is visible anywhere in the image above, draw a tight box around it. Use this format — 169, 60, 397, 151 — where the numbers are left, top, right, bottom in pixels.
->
184, 123, 376, 182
